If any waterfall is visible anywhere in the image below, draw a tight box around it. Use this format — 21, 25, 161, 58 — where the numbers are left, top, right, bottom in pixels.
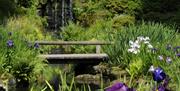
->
61, 0, 65, 27
67, 0, 73, 21
38, 0, 73, 31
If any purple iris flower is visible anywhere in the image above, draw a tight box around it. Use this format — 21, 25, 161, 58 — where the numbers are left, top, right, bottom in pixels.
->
176, 53, 180, 57
158, 85, 165, 91
163, 77, 170, 88
105, 82, 125, 91
7, 40, 14, 47
105, 82, 135, 91
153, 67, 166, 82
174, 46, 180, 52
152, 77, 170, 91
157, 78, 170, 91
34, 43, 39, 49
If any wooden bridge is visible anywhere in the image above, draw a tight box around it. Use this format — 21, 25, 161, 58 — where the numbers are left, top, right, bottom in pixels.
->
36, 41, 112, 64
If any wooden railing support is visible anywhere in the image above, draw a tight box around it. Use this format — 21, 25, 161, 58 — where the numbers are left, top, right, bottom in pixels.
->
96, 45, 101, 54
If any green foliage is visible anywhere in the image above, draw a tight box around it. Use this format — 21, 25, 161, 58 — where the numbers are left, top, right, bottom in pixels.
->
103, 22, 180, 90
6, 15, 51, 41
126, 57, 143, 76
106, 22, 178, 65
73, 0, 140, 26
141, 0, 179, 13
0, 26, 47, 86
0, 0, 16, 22
140, 0, 180, 27
112, 15, 135, 28
61, 20, 115, 53
105, 0, 142, 15
73, 0, 112, 26
16, 0, 38, 8
0, 0, 40, 23
73, 0, 180, 28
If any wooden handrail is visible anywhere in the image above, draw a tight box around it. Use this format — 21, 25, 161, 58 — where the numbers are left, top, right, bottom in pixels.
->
35, 41, 113, 45
35, 41, 113, 54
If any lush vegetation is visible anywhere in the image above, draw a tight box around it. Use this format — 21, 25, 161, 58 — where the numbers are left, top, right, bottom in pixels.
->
0, 0, 180, 91
62, 21, 180, 90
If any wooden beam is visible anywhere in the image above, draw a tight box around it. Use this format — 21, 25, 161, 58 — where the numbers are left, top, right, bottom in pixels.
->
39, 54, 108, 60
96, 45, 101, 54
35, 41, 113, 45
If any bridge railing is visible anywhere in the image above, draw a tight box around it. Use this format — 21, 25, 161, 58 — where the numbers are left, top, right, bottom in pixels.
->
35, 41, 113, 63
35, 41, 113, 54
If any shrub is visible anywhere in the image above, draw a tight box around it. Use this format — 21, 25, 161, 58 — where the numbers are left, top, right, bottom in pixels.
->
6, 15, 51, 41
73, 0, 112, 26
112, 15, 135, 28
105, 0, 142, 15
0, 26, 47, 87
73, 0, 142, 26
61, 20, 115, 53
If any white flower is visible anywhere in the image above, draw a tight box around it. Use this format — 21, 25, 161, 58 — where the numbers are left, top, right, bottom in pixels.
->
158, 55, 164, 61
144, 37, 150, 41
137, 36, 144, 41
135, 40, 140, 44
128, 36, 153, 54
132, 49, 140, 54
147, 44, 153, 48
128, 48, 134, 53
128, 48, 140, 54
129, 40, 134, 45
144, 41, 150, 44
148, 65, 155, 72
130, 42, 140, 49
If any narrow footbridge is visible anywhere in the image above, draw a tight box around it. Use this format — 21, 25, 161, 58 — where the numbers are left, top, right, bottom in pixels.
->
35, 41, 112, 64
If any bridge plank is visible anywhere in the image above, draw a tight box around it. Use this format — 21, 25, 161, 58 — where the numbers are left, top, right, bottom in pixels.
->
39, 54, 108, 60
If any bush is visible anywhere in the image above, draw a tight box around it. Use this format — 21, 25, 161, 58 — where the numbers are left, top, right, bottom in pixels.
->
61, 20, 115, 53
0, 0, 16, 23
73, 0, 112, 26
6, 15, 51, 41
112, 15, 135, 28
73, 0, 141, 26
0, 26, 46, 87
105, 0, 142, 15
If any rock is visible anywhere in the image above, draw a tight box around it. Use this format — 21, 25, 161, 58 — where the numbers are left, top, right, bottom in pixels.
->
75, 74, 101, 85
111, 67, 128, 78
93, 63, 111, 74
8, 78, 16, 91
8, 78, 16, 86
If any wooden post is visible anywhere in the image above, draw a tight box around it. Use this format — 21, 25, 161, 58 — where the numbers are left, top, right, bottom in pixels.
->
96, 45, 101, 54
64, 45, 71, 53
